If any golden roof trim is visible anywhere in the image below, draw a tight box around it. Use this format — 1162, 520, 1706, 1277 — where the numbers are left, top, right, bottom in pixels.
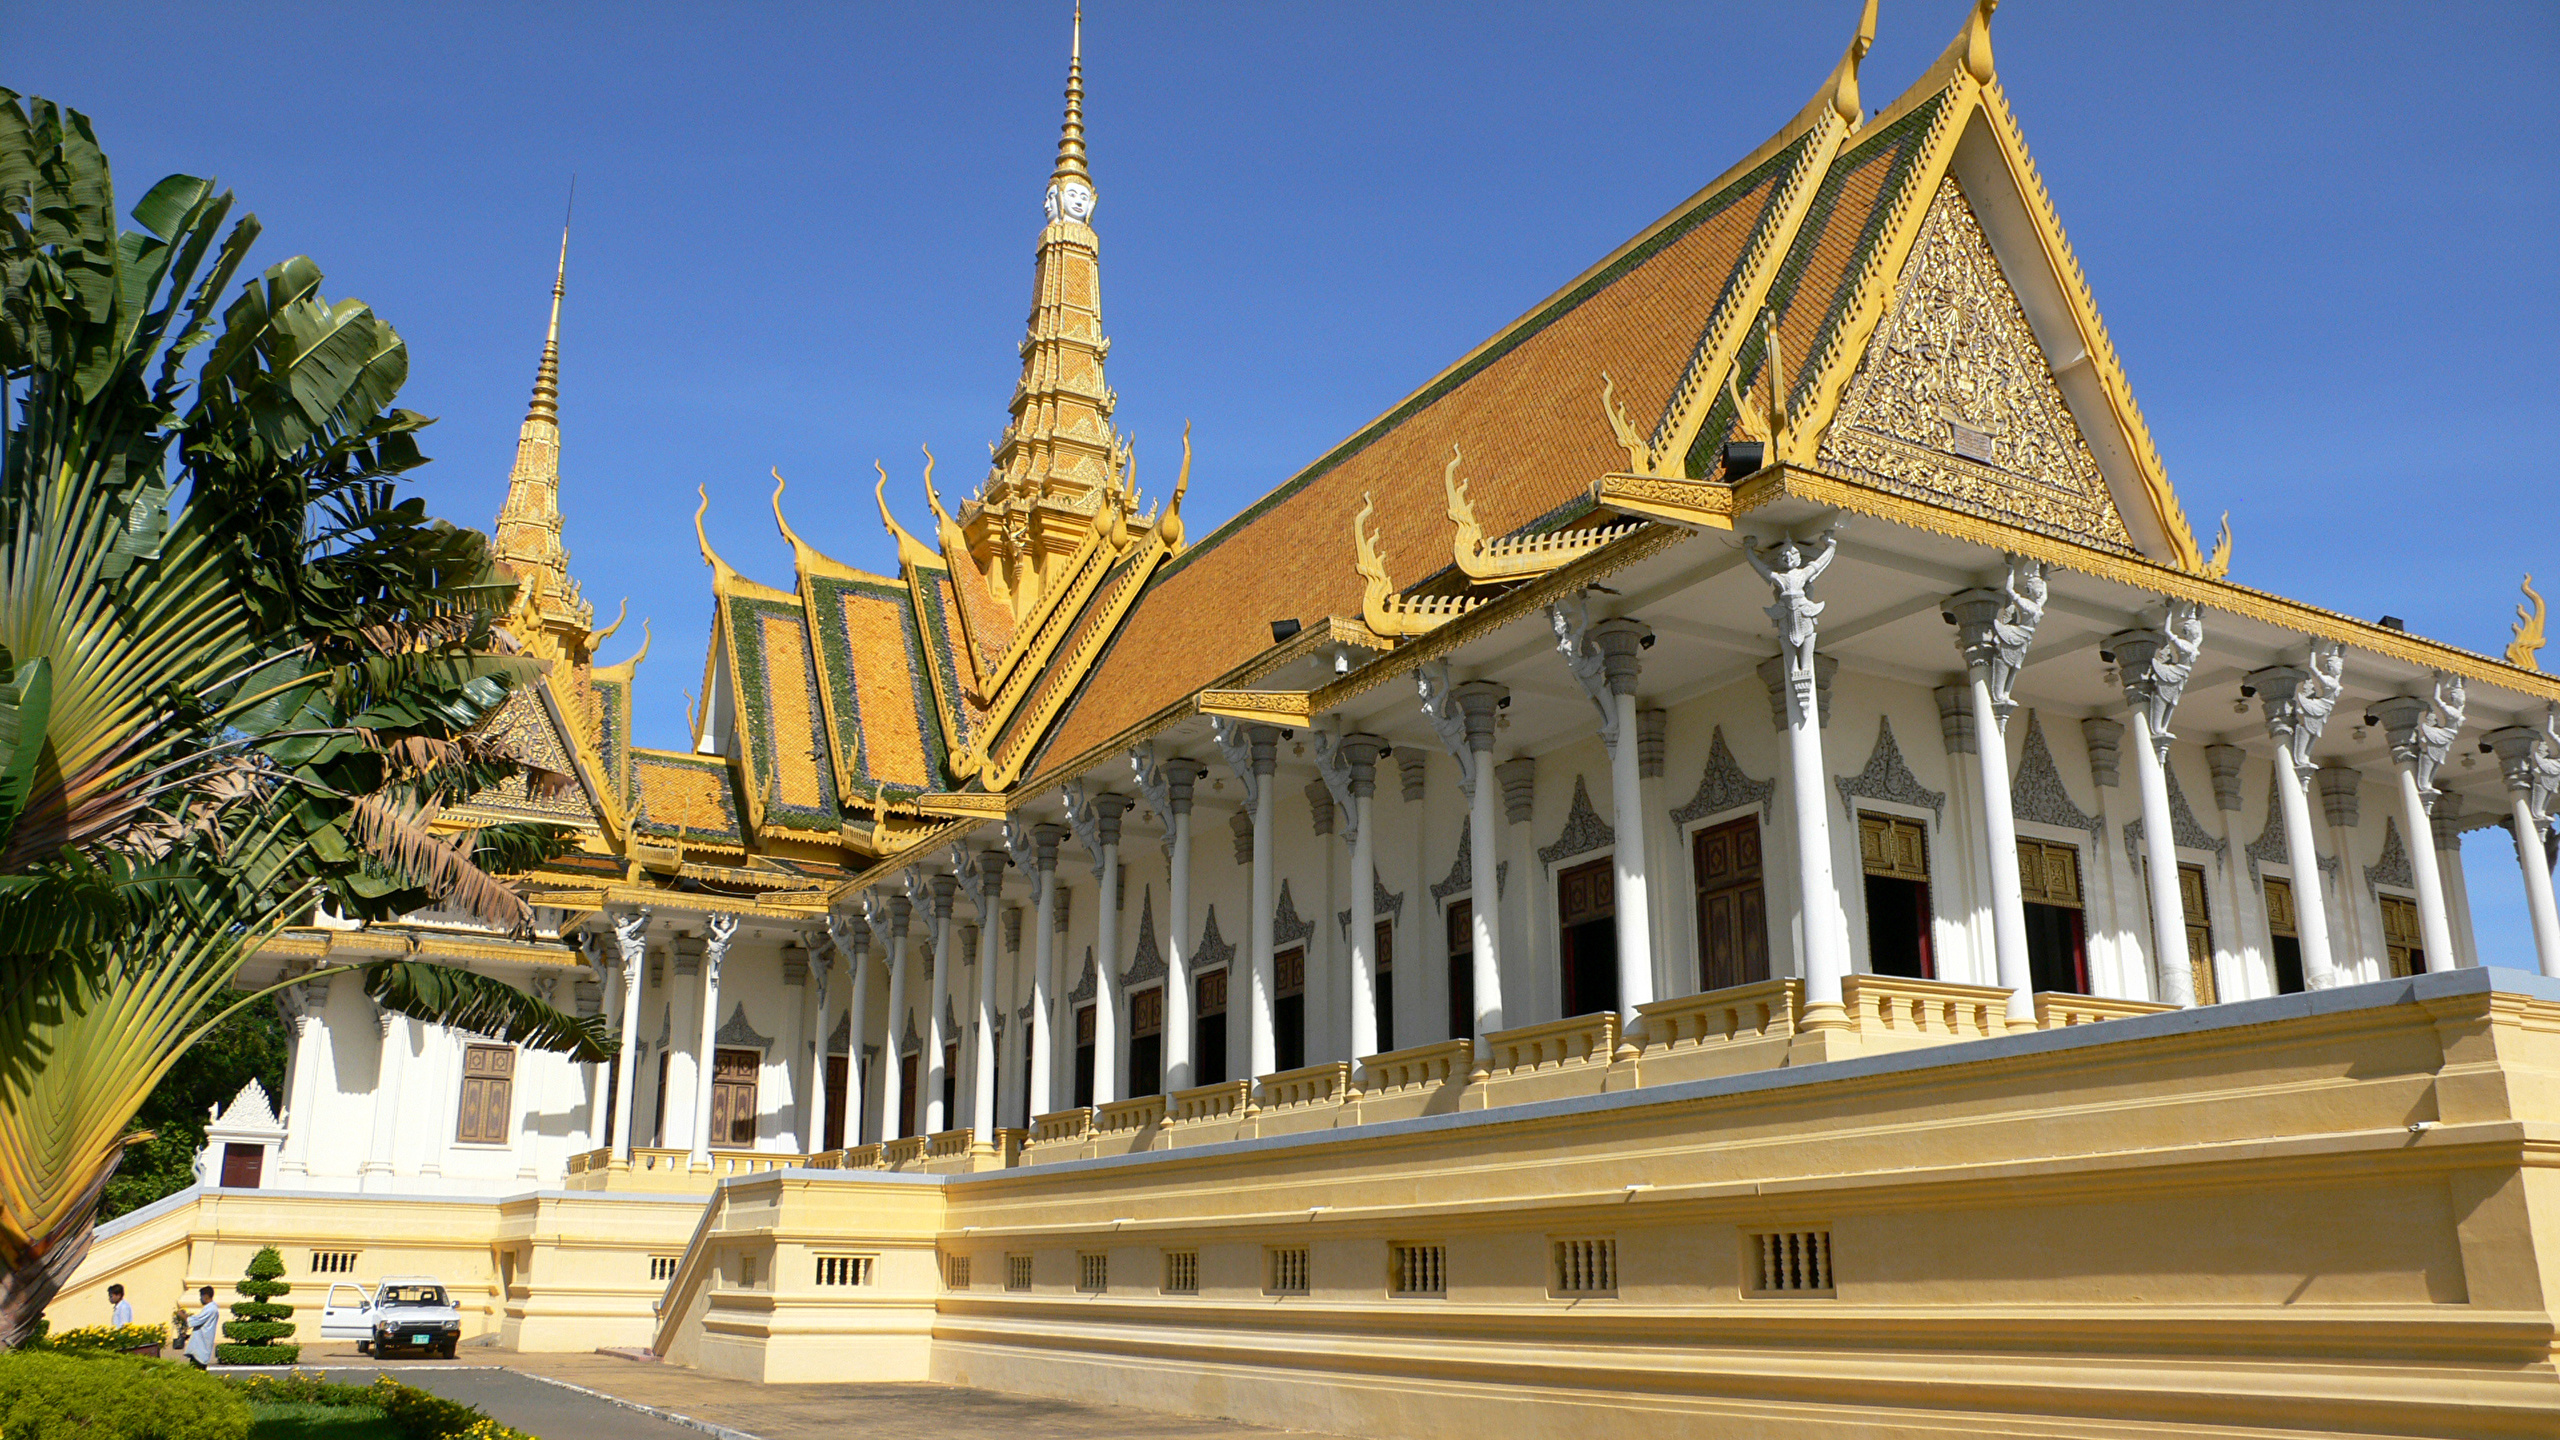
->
1599, 463, 2560, 705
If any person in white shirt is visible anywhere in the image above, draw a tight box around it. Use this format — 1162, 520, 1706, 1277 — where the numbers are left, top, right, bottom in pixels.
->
108, 1283, 133, 1327
183, 1286, 219, 1367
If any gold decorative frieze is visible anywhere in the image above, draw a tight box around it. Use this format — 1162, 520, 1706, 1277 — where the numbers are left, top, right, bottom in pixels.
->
1816, 178, 2136, 555
1441, 446, 1645, 583
1198, 689, 1313, 727
1353, 492, 1484, 639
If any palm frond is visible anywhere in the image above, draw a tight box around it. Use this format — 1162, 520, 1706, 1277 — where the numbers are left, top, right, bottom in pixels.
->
362, 960, 613, 1063
345, 791, 529, 932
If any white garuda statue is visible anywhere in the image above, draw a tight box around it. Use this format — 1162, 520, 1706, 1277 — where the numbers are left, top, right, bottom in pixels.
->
1746, 529, 1838, 683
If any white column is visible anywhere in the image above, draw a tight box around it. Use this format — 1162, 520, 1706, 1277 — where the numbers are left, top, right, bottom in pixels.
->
2245, 656, 2343, 988
876, 890, 912, 1138
1027, 826, 1062, 1117
689, 913, 736, 1167
1338, 736, 1388, 1061
838, 914, 873, 1144
1216, 719, 1283, 1081
2369, 678, 2465, 971
1747, 533, 1850, 1018
1085, 795, 1130, 1105
276, 972, 328, 1178
969, 848, 1010, 1143
662, 938, 700, 1151
2484, 726, 2560, 976
608, 912, 648, 1160
1451, 682, 1509, 1046
1161, 761, 1203, 1090
2106, 604, 2206, 1006
361, 1009, 407, 1190
803, 940, 833, 1153
583, 959, 617, 1152
1943, 566, 2047, 1023
923, 871, 957, 1134
1592, 619, 1657, 1025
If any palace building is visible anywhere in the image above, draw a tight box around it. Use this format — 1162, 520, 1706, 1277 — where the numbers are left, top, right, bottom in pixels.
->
68, 5, 2560, 1434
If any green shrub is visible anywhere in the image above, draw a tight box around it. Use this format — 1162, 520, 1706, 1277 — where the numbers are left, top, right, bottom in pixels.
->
362, 1377, 533, 1440
217, 1247, 299, 1365
226, 1376, 378, 1408
0, 1351, 250, 1440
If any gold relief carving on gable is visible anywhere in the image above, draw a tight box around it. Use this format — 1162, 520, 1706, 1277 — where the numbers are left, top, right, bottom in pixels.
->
1817, 178, 2135, 555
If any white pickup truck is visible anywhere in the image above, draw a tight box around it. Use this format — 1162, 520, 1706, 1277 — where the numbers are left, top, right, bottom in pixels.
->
318, 1276, 464, 1359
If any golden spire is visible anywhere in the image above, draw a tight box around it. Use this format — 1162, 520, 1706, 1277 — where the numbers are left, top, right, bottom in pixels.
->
957, 1, 1145, 622
493, 210, 595, 666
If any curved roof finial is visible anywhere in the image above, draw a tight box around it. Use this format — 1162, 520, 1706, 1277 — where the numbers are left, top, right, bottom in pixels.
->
1156, 420, 1192, 553
694, 485, 741, 585
1827, 0, 1881, 126
1961, 0, 1998, 85
591, 596, 629, 647
875, 461, 940, 572
1053, 2, 1089, 188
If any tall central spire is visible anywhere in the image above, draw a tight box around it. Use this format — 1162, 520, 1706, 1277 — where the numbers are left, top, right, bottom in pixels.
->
493, 219, 596, 665
960, 2, 1150, 622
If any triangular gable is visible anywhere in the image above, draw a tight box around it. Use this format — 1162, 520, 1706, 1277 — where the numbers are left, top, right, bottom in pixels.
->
1751, 9, 2201, 568
450, 678, 610, 833
1815, 175, 2136, 553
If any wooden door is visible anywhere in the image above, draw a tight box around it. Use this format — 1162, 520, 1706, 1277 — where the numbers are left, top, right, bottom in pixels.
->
456, 1043, 515, 1144
1129, 985, 1163, 1097
709, 1048, 760, 1146
220, 1143, 263, 1189
1692, 816, 1768, 992
1445, 900, 1474, 1042
2379, 893, 2427, 977
1858, 814, 1933, 979
898, 1053, 918, 1138
2017, 839, 2088, 994
1373, 919, 1395, 1055
2177, 863, 2218, 1004
1557, 857, 1618, 1017
2263, 876, 2306, 994
1273, 948, 1306, 1072
1195, 968, 1228, 1085
823, 1055, 848, 1150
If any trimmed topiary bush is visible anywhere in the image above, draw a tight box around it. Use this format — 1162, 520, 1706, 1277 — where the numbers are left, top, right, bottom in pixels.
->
214, 1245, 299, 1366
0, 1350, 250, 1440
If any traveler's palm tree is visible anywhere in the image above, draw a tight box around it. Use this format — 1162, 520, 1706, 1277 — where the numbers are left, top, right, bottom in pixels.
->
0, 93, 613, 1344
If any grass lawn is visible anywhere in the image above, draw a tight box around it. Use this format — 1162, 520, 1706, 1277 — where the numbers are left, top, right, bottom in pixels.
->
247, 1400, 406, 1440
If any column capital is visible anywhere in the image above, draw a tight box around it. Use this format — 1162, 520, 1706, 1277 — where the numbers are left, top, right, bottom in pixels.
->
1449, 680, 1508, 752
1494, 756, 1538, 824
1933, 685, 1977, 756
2102, 599, 2204, 758
827, 911, 869, 964
2081, 717, 2124, 787
2315, 764, 2361, 829
1337, 734, 1387, 794
2366, 672, 2466, 793
1941, 555, 2047, 726
927, 871, 958, 920
1755, 653, 1838, 730
1209, 716, 1278, 806
1588, 616, 1653, 696
970, 848, 1011, 911
2481, 725, 2560, 819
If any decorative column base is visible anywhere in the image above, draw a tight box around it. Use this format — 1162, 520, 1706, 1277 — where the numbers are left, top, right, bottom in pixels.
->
1786, 1006, 1862, 1065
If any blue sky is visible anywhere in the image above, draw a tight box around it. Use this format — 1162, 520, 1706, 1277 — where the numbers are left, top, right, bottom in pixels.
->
14, 1, 2557, 957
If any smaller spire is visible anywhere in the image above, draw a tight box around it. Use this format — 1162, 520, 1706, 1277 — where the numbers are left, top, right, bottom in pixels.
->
1052, 2, 1089, 188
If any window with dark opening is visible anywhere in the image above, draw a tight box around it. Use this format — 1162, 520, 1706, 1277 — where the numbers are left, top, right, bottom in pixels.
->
1859, 814, 1932, 979
1556, 857, 1618, 1017
2017, 838, 2088, 994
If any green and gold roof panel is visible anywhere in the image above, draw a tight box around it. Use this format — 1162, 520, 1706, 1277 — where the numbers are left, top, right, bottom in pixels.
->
720, 591, 843, 835
629, 747, 746, 847
805, 571, 963, 811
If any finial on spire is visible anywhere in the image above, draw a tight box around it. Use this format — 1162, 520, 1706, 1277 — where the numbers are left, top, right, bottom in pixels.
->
1052, 2, 1090, 189
526, 192, 571, 425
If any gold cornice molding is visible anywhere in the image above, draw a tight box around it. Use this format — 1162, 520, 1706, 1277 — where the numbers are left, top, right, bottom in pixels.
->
1199, 689, 1314, 727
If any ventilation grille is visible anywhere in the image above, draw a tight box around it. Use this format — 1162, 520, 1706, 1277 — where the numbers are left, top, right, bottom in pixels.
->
1006, 1254, 1032, 1292
1078, 1252, 1109, 1294
1267, 1246, 1310, 1295
1750, 1231, 1834, 1295
946, 1254, 972, 1290
1163, 1250, 1199, 1295
1552, 1238, 1616, 1297
1390, 1243, 1445, 1297
310, 1251, 359, 1275
814, 1254, 874, 1288
648, 1255, 678, 1282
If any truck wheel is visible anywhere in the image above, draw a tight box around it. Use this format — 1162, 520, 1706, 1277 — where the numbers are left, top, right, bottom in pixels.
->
357, 1341, 370, 1356
438, 1339, 457, 1360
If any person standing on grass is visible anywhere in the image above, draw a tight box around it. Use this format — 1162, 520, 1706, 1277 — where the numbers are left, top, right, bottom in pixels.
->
108, 1284, 131, 1326
183, 1286, 219, 1367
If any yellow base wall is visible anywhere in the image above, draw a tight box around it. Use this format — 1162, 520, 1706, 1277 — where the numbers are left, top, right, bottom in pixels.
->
59, 1188, 705, 1351
658, 970, 2560, 1438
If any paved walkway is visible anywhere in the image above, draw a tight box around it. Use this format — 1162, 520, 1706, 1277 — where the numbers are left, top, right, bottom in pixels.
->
281, 1346, 1357, 1440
